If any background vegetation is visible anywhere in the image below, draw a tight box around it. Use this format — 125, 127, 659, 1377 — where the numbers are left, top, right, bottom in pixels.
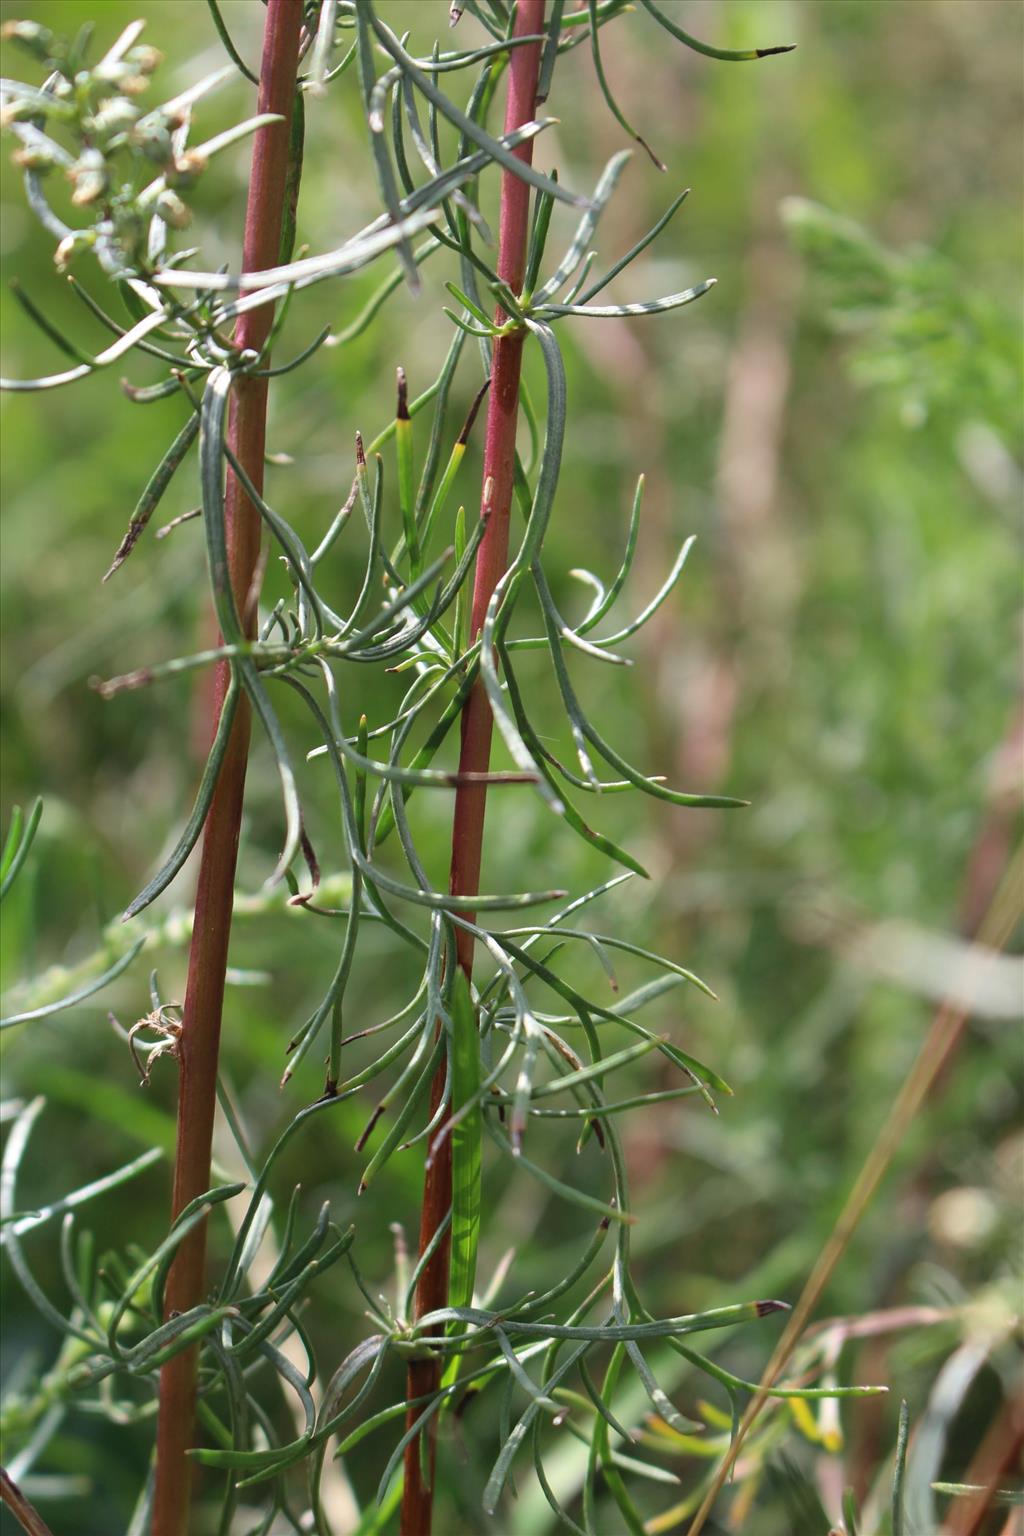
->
1, 2, 1020, 1532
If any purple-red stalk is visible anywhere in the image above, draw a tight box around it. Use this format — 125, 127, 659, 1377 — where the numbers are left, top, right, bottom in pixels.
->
151, 5, 303, 1533
400, 5, 546, 1534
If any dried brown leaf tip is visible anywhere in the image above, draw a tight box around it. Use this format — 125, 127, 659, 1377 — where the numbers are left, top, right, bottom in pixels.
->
103, 521, 145, 582
756, 1299, 791, 1317
457, 376, 491, 446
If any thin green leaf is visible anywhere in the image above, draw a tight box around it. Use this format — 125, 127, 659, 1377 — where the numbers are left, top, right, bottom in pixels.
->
537, 0, 566, 104
122, 676, 240, 920
893, 1399, 910, 1536
4, 1147, 162, 1240
367, 8, 587, 209
1, 937, 145, 1029
579, 189, 690, 305
638, 0, 795, 61
449, 968, 482, 1314
0, 797, 42, 902
103, 413, 200, 581
205, 0, 258, 83
587, 0, 664, 169
533, 151, 632, 305
540, 278, 716, 318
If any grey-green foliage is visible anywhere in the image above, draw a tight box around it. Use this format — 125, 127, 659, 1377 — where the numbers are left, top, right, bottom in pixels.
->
0, 3, 880, 1530
782, 196, 1022, 443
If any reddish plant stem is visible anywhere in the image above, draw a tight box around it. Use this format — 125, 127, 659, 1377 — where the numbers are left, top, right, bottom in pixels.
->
151, 5, 303, 1534
400, 6, 545, 1534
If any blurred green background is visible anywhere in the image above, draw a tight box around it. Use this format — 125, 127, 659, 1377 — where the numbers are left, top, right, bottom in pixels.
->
1, 2, 1021, 1532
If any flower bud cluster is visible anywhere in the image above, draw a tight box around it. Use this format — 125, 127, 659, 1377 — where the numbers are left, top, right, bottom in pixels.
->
0, 19, 205, 270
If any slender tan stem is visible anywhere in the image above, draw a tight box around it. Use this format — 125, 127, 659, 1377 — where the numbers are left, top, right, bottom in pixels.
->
946, 1401, 1024, 1536
686, 840, 1024, 1535
1, 1469, 55, 1536
399, 6, 546, 1534
151, 6, 303, 1533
